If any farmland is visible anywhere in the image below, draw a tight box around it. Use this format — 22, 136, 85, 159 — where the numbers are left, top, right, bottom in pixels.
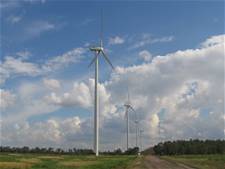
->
0, 153, 136, 169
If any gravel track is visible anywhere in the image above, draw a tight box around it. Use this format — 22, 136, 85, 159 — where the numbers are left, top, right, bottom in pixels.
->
130, 155, 195, 169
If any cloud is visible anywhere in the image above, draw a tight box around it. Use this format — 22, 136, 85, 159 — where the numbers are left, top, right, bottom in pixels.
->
148, 114, 159, 137
1, 56, 41, 77
0, 66, 10, 85
25, 21, 55, 39
24, 0, 46, 4
109, 36, 125, 45
1, 34, 224, 150
43, 48, 85, 72
0, 0, 46, 9
16, 51, 32, 60
1, 116, 81, 148
130, 34, 174, 49
200, 34, 224, 48
80, 18, 94, 26
150, 114, 159, 128
44, 79, 116, 118
2, 81, 60, 124
189, 109, 200, 119
139, 50, 152, 62
0, 89, 15, 109
107, 34, 224, 143
7, 15, 22, 24
45, 81, 92, 108
42, 34, 223, 147
0, 1, 20, 9
0, 47, 85, 84
43, 78, 61, 90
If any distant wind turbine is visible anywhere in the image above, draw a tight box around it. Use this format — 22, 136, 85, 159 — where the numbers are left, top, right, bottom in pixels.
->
124, 90, 135, 151
88, 11, 114, 156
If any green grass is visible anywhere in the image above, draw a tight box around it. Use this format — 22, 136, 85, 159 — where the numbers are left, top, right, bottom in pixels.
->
162, 154, 225, 169
0, 153, 136, 169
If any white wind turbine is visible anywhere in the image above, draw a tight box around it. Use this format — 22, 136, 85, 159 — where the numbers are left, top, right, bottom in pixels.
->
124, 91, 135, 151
88, 12, 114, 156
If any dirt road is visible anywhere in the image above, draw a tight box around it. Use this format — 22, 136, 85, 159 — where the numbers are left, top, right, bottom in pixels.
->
130, 155, 194, 169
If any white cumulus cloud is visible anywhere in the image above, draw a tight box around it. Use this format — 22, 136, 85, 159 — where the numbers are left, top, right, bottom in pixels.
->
130, 34, 174, 49
139, 50, 153, 62
0, 89, 15, 109
0, 47, 86, 85
109, 36, 125, 45
25, 20, 55, 38
1, 34, 224, 150
43, 78, 61, 90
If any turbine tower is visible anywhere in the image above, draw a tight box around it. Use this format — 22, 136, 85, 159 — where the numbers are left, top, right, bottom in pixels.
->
134, 120, 139, 148
139, 129, 144, 153
124, 91, 135, 151
134, 108, 139, 148
88, 11, 114, 156
158, 120, 161, 140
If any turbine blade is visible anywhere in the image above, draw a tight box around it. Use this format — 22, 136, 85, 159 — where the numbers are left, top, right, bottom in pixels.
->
127, 88, 130, 104
88, 54, 97, 68
100, 9, 103, 48
101, 51, 114, 70
124, 110, 127, 119
100, 40, 103, 48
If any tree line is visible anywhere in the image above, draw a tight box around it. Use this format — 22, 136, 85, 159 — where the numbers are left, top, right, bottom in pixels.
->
2, 139, 223, 156
153, 139, 225, 155
0, 146, 94, 155
0, 146, 139, 155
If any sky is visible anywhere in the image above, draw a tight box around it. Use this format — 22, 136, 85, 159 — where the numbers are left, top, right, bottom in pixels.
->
0, 0, 224, 151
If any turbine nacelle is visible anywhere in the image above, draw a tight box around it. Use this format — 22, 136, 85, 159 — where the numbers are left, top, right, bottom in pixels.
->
124, 103, 132, 108
89, 46, 104, 53
88, 46, 114, 69
124, 103, 135, 112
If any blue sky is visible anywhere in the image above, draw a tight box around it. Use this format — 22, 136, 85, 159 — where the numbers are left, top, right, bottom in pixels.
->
2, 1, 224, 75
1, 0, 224, 90
1, 0, 224, 150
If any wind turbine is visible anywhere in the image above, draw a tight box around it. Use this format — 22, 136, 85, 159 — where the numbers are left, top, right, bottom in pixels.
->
124, 91, 135, 151
88, 12, 114, 156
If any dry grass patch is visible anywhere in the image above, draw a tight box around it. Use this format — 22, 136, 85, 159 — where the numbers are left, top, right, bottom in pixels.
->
38, 155, 64, 160
84, 156, 97, 159
0, 162, 32, 169
60, 161, 98, 167
20, 158, 41, 164
8, 154, 22, 156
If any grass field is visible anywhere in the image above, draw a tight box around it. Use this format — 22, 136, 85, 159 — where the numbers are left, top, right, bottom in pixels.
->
0, 153, 136, 169
1, 153, 224, 169
162, 154, 225, 169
